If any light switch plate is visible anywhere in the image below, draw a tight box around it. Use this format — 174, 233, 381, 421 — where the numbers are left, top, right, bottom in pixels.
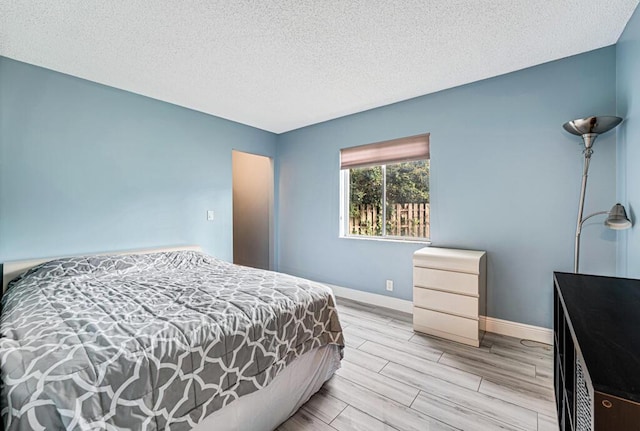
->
207, 210, 215, 221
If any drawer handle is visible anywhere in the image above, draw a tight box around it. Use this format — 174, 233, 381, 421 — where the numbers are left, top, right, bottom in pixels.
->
602, 400, 613, 408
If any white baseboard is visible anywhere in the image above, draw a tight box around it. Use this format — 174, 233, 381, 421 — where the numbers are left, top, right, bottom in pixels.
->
326, 284, 413, 314
480, 316, 553, 345
328, 284, 553, 345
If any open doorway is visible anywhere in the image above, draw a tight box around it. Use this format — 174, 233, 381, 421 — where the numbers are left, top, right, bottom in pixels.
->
232, 150, 274, 270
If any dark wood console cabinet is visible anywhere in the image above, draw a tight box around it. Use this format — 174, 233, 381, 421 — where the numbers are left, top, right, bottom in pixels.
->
554, 272, 640, 430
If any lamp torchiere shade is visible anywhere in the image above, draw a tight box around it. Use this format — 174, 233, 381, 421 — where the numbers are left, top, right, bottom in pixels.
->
563, 116, 622, 139
563, 116, 623, 150
562, 116, 623, 136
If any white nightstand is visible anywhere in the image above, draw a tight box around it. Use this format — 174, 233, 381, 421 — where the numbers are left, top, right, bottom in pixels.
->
413, 247, 487, 347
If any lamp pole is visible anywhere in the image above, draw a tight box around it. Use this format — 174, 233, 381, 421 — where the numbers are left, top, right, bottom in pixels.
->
573, 144, 592, 273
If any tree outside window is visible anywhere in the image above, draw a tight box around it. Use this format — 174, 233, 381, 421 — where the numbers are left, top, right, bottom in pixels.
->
347, 159, 430, 239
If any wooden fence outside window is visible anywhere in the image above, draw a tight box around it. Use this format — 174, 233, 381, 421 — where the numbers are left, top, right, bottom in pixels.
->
349, 203, 430, 238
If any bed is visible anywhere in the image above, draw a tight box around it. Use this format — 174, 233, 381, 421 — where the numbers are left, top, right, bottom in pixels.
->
0, 246, 344, 430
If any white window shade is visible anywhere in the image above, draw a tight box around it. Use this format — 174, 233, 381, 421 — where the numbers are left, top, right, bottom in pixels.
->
340, 133, 430, 169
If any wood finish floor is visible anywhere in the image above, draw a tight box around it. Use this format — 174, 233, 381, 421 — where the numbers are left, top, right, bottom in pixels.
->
278, 298, 558, 431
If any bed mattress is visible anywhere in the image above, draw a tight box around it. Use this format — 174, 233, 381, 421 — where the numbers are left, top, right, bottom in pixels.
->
0, 251, 344, 430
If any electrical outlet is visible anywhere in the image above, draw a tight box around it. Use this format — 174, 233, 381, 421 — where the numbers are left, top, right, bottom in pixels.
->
207, 210, 215, 221
386, 280, 393, 291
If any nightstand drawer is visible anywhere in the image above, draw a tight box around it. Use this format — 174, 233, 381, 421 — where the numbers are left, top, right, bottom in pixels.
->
413, 267, 478, 296
413, 307, 478, 341
413, 287, 478, 319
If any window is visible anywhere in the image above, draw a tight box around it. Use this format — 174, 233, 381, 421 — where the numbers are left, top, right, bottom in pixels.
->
340, 134, 430, 240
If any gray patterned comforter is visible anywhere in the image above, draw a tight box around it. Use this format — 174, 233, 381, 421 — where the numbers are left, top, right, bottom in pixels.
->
0, 251, 344, 430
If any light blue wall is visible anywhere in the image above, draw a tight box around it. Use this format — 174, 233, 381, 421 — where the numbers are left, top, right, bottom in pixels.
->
0, 57, 277, 262
617, 6, 640, 278
277, 47, 618, 328
0, 46, 622, 329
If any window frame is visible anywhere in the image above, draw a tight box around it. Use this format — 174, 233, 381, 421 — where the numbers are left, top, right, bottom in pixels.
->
339, 160, 431, 243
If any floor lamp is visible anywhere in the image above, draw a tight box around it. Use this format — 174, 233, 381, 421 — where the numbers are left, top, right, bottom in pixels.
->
562, 116, 632, 273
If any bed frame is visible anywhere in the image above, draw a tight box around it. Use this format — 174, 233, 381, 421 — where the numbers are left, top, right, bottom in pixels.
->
1, 245, 202, 293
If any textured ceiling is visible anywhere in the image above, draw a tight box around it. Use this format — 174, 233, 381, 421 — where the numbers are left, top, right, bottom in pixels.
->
1, 1, 638, 133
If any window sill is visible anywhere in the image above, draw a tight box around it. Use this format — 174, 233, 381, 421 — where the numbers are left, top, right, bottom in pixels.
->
339, 235, 431, 245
